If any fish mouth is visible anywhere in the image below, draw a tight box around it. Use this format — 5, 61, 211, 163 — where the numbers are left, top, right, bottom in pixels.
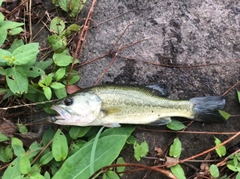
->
51, 105, 72, 120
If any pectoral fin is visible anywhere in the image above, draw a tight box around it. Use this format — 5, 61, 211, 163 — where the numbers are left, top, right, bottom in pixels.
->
147, 117, 172, 126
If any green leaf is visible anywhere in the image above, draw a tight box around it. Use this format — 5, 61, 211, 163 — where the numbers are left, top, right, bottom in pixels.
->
50, 17, 65, 34
170, 164, 186, 179
68, 74, 80, 85
35, 58, 53, 70
218, 110, 231, 120
50, 82, 65, 89
227, 160, 240, 172
52, 129, 68, 161
40, 151, 53, 165
169, 138, 182, 158
12, 43, 39, 65
0, 21, 24, 29
69, 126, 91, 140
19, 155, 31, 174
53, 87, 67, 99
53, 52, 73, 66
166, 119, 186, 131
116, 157, 125, 177
214, 136, 226, 157
11, 137, 25, 156
236, 172, 240, 179
55, 67, 66, 81
44, 74, 53, 86
28, 141, 42, 159
6, 66, 28, 94
9, 27, 23, 35
16, 123, 28, 134
0, 145, 13, 162
47, 34, 67, 52
0, 48, 12, 66
43, 86, 52, 100
210, 164, 219, 178
103, 171, 120, 179
2, 157, 21, 179
134, 141, 149, 161
238, 91, 240, 103
69, 140, 86, 156
0, 27, 7, 46
0, 133, 9, 142
22, 65, 45, 78
42, 127, 55, 146
8, 39, 24, 53
52, 127, 134, 179
69, 0, 86, 17
64, 24, 81, 36
58, 0, 69, 12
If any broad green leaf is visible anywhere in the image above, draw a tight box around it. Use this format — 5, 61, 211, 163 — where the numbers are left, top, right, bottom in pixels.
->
44, 171, 51, 179
52, 129, 68, 161
103, 171, 120, 179
210, 164, 219, 178
0, 133, 9, 142
169, 138, 182, 158
47, 34, 67, 52
69, 126, 91, 139
28, 172, 45, 179
0, 21, 24, 29
42, 127, 55, 146
100, 126, 135, 138
35, 58, 53, 70
218, 110, 231, 120
166, 119, 185, 131
40, 151, 53, 165
53, 52, 73, 66
50, 82, 65, 89
9, 27, 23, 35
16, 123, 28, 134
6, 66, 28, 94
0, 145, 13, 162
0, 48, 12, 66
52, 127, 135, 179
53, 87, 67, 99
44, 74, 53, 86
50, 17, 65, 34
116, 157, 125, 177
0, 27, 7, 46
11, 137, 25, 156
2, 157, 21, 179
12, 43, 39, 65
238, 91, 240, 103
214, 136, 226, 157
22, 65, 45, 78
19, 155, 31, 174
69, 140, 86, 156
8, 39, 24, 53
134, 141, 149, 161
43, 87, 52, 100
55, 67, 66, 81
236, 172, 240, 179
170, 164, 186, 179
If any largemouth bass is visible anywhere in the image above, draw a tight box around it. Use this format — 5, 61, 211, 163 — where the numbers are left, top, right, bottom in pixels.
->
50, 85, 226, 127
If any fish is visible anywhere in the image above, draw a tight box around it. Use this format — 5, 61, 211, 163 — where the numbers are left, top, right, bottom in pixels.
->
49, 84, 226, 127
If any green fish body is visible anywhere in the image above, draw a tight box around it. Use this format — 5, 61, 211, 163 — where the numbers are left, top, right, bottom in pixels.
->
50, 85, 226, 127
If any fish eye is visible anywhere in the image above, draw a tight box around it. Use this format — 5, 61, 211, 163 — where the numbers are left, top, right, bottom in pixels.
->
64, 97, 73, 106
50, 117, 57, 122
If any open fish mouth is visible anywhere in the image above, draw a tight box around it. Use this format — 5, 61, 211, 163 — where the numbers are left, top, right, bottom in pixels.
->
51, 105, 72, 120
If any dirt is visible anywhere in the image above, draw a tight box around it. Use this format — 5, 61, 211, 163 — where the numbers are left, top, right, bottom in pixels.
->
32, 0, 240, 178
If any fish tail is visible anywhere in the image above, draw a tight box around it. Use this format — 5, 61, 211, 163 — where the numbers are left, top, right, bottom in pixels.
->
190, 96, 226, 123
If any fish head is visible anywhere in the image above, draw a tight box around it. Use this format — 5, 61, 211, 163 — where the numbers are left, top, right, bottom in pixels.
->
50, 91, 102, 126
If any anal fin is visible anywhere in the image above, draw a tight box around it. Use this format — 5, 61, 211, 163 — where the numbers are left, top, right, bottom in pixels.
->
147, 117, 172, 126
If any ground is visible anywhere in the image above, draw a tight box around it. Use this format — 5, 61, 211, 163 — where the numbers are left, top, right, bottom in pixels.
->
35, 0, 240, 178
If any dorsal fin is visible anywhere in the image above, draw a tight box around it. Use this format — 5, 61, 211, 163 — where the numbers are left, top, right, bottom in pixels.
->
146, 83, 169, 97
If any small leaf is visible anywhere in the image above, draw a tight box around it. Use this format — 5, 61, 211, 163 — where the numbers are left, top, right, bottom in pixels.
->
53, 87, 67, 99
19, 155, 31, 174
44, 74, 53, 86
35, 58, 53, 70
69, 126, 91, 139
236, 172, 240, 179
103, 171, 120, 179
116, 157, 125, 177
214, 136, 226, 157
69, 140, 86, 156
169, 138, 182, 158
50, 82, 65, 89
0, 21, 24, 29
11, 137, 25, 156
170, 164, 186, 179
0, 27, 7, 46
166, 119, 186, 131
8, 27, 23, 35
0, 145, 13, 162
42, 127, 55, 146
8, 39, 24, 53
12, 43, 39, 65
55, 67, 66, 81
134, 141, 149, 161
16, 123, 28, 134
47, 35, 67, 52
0, 48, 12, 66
218, 110, 231, 120
22, 65, 45, 78
237, 91, 240, 103
0, 133, 9, 142
53, 52, 73, 66
50, 17, 65, 34
40, 151, 53, 165
210, 164, 219, 178
6, 66, 28, 94
52, 129, 68, 161
43, 86, 52, 100
68, 74, 80, 85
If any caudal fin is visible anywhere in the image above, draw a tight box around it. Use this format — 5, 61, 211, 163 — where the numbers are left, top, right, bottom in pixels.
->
190, 96, 226, 123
